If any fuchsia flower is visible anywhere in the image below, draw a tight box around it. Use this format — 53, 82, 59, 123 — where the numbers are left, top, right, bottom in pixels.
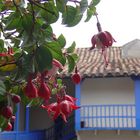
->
41, 94, 80, 122
90, 13, 116, 65
90, 31, 116, 51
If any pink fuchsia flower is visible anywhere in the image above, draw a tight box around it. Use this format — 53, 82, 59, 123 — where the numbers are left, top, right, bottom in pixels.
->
90, 31, 116, 51
53, 100, 80, 122
41, 94, 80, 122
90, 13, 116, 66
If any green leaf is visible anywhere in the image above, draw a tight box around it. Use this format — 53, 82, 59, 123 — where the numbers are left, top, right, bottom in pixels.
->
62, 6, 83, 27
40, 1, 59, 24
80, 0, 88, 14
0, 80, 6, 96
35, 46, 53, 72
47, 42, 66, 65
0, 39, 4, 48
90, 0, 101, 6
57, 34, 66, 48
4, 12, 22, 30
85, 6, 96, 22
52, 88, 58, 95
66, 55, 76, 73
57, 78, 62, 84
56, 0, 68, 13
67, 41, 76, 53
70, 53, 79, 61
22, 14, 33, 32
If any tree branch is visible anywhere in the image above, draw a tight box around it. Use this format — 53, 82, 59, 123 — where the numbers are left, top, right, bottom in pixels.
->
28, 0, 57, 17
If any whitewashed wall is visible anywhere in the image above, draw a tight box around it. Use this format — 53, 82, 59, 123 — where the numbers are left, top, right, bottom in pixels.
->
81, 77, 135, 105
78, 77, 137, 140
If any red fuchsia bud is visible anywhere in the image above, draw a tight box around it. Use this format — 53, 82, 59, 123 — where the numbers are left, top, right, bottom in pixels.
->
4, 122, 12, 131
71, 73, 81, 84
1, 106, 13, 119
11, 94, 21, 104
38, 73, 51, 100
25, 74, 38, 98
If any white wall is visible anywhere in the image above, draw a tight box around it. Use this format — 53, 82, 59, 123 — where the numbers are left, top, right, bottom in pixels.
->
81, 77, 134, 105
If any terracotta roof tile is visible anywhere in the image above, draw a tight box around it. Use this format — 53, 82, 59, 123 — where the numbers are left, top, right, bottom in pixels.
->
62, 47, 140, 78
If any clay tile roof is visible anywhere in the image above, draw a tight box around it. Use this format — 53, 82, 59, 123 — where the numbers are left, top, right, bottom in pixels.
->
62, 47, 140, 78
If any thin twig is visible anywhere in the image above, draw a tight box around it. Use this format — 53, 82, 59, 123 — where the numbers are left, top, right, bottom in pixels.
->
28, 0, 57, 17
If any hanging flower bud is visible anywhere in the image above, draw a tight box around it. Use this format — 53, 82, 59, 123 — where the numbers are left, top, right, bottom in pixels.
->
4, 122, 12, 131
38, 73, 51, 100
1, 106, 13, 119
71, 67, 81, 84
25, 74, 38, 98
11, 94, 21, 104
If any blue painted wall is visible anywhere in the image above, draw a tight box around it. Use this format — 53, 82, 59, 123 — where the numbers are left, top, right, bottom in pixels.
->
132, 76, 140, 130
75, 83, 81, 130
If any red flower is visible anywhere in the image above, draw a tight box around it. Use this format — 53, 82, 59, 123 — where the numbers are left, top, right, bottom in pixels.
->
90, 31, 115, 50
53, 100, 80, 122
38, 73, 51, 100
4, 122, 12, 131
25, 74, 38, 98
41, 94, 80, 122
71, 66, 81, 84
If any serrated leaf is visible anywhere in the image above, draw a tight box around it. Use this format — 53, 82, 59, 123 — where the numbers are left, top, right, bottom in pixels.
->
0, 80, 6, 95
35, 46, 53, 72
67, 41, 76, 53
67, 55, 76, 73
80, 0, 88, 14
57, 34, 66, 48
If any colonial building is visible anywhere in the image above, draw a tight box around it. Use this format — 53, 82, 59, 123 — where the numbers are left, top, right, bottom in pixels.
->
1, 39, 140, 140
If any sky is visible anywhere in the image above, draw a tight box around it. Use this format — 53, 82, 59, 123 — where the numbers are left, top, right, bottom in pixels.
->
52, 0, 140, 48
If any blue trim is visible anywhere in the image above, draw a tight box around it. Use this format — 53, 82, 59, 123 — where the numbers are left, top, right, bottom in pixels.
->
0, 130, 46, 140
133, 77, 140, 130
80, 104, 136, 130
75, 83, 81, 130
25, 106, 30, 131
14, 103, 20, 131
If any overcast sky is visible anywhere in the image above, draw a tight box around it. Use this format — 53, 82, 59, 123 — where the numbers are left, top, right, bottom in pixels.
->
52, 0, 140, 48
